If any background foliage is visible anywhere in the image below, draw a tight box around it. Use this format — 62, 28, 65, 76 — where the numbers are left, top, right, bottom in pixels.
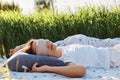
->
0, 1, 20, 12
0, 5, 120, 57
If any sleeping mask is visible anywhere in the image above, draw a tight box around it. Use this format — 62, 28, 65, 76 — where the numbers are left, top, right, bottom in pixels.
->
36, 39, 49, 56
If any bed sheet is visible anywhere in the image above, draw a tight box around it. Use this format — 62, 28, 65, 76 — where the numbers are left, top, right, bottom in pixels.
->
1, 34, 120, 80
0, 66, 120, 80
0, 58, 120, 80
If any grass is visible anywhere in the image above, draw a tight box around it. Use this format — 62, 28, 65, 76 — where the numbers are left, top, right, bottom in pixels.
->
0, 64, 12, 80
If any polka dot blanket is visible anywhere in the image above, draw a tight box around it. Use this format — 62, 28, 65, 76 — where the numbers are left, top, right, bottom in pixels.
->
1, 34, 120, 80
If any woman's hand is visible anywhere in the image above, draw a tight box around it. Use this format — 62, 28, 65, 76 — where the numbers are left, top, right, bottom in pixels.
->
9, 49, 16, 57
32, 63, 49, 72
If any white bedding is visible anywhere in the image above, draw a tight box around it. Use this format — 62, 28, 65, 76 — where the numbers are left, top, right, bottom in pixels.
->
1, 34, 120, 80
0, 63, 120, 80
55, 34, 120, 48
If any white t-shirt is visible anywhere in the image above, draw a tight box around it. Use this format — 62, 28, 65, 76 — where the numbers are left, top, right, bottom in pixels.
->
58, 44, 110, 68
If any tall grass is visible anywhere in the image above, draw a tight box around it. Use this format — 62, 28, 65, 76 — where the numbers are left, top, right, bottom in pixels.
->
0, 68, 11, 80
0, 5, 120, 56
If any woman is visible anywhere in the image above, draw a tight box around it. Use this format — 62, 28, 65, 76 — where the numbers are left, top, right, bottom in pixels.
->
9, 35, 120, 77
27, 39, 120, 74
11, 38, 120, 77
9, 39, 86, 78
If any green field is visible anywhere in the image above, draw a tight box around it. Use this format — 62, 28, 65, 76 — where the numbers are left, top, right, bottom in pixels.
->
0, 5, 120, 56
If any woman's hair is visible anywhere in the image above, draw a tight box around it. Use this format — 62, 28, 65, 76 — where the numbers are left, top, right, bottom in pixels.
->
23, 39, 36, 55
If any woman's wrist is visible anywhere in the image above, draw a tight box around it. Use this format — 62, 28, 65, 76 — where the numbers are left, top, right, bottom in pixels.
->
46, 66, 52, 72
38, 65, 52, 72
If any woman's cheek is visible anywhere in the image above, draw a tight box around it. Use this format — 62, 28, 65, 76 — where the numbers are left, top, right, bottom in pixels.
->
53, 45, 56, 51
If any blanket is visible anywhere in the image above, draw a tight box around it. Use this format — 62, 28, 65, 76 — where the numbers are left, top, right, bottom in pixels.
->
55, 34, 120, 47
0, 58, 120, 80
1, 34, 120, 80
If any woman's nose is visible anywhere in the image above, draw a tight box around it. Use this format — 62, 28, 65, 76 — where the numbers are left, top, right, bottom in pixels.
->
47, 42, 52, 49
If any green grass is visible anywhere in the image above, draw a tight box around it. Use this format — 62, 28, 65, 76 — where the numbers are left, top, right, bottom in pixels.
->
0, 5, 120, 56
0, 65, 12, 80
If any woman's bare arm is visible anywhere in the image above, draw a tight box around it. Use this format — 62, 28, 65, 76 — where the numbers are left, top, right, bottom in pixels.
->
9, 44, 26, 56
32, 62, 86, 78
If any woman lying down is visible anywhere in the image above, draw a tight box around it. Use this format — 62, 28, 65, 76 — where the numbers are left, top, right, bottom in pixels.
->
8, 34, 120, 78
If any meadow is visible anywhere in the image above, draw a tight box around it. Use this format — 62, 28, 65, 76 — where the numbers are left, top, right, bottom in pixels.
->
0, 5, 120, 56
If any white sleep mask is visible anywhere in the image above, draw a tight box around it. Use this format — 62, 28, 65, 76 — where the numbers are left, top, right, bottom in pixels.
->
36, 39, 49, 56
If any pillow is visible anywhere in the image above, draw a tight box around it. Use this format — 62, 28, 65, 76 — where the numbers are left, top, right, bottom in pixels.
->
3, 52, 65, 72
